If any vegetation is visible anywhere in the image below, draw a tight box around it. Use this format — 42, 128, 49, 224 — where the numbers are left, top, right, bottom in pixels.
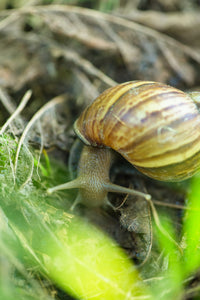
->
0, 1, 200, 299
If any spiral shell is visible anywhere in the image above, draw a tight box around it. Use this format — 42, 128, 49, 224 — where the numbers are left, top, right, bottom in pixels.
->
74, 81, 200, 181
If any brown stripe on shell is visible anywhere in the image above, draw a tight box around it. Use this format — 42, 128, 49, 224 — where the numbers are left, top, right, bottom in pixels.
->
75, 81, 156, 146
100, 85, 196, 154
112, 88, 187, 128
100, 82, 165, 141
76, 82, 142, 146
121, 113, 200, 167
98, 81, 157, 127
126, 117, 200, 167
119, 108, 199, 155
74, 84, 126, 146
118, 90, 186, 123
136, 147, 200, 181
103, 91, 189, 149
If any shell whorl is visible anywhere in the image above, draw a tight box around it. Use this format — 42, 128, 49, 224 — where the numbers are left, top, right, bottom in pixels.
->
74, 81, 200, 181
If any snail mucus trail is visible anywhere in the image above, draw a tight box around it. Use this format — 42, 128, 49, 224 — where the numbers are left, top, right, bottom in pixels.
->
47, 81, 200, 207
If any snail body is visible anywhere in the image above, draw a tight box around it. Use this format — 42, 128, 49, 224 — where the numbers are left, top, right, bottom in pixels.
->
48, 81, 200, 207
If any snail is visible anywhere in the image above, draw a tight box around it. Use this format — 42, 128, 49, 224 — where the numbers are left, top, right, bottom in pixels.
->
48, 81, 200, 207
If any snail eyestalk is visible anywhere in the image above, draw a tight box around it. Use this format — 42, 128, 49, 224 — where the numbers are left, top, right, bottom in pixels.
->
47, 178, 81, 194
48, 146, 151, 207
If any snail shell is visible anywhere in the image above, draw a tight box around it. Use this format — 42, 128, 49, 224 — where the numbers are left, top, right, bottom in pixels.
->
74, 81, 200, 181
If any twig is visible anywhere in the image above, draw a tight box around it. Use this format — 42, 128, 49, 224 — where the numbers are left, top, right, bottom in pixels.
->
0, 90, 32, 135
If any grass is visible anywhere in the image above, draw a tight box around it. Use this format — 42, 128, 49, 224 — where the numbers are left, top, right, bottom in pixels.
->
0, 135, 200, 300
0, 134, 146, 299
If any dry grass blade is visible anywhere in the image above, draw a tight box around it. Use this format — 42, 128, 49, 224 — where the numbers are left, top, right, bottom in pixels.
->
14, 95, 65, 177
0, 12, 20, 31
29, 5, 200, 63
60, 49, 117, 87
0, 5, 199, 87
0, 90, 32, 135
125, 10, 200, 48
0, 88, 17, 114
148, 198, 183, 255
158, 41, 195, 84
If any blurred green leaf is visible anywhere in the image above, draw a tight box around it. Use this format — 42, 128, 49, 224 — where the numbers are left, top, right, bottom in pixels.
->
183, 175, 200, 274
